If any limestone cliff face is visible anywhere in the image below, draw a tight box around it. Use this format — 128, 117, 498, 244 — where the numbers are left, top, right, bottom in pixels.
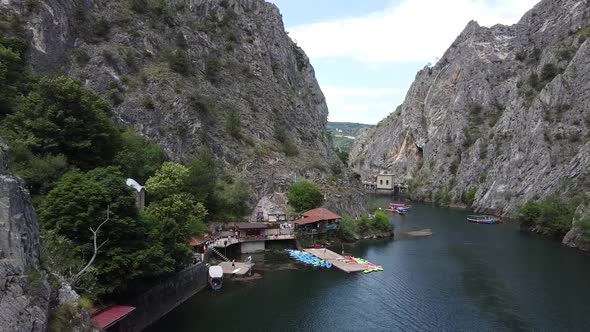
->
0, 158, 51, 330
351, 0, 590, 216
1, 0, 366, 216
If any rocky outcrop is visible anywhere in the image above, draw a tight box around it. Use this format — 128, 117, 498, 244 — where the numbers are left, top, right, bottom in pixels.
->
351, 0, 590, 215
2, 0, 365, 216
0, 143, 94, 331
563, 199, 590, 251
0, 173, 51, 331
0, 138, 8, 174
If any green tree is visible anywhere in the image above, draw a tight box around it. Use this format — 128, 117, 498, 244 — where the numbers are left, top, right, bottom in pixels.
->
372, 211, 393, 232
145, 162, 190, 201
7, 142, 69, 195
338, 215, 358, 242
287, 180, 323, 212
2, 76, 122, 169
143, 193, 208, 265
38, 167, 152, 295
114, 128, 167, 183
213, 178, 250, 222
186, 150, 217, 202
0, 37, 27, 117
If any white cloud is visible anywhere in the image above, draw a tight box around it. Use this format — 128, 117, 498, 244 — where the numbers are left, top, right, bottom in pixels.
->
323, 86, 407, 123
288, 0, 540, 64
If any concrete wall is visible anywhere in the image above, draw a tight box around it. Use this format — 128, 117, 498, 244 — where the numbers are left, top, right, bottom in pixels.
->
116, 262, 207, 332
241, 241, 265, 253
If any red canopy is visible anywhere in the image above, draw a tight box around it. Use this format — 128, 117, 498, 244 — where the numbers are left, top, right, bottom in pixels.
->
91, 305, 136, 329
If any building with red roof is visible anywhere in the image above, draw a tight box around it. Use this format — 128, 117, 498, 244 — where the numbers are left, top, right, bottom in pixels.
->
294, 208, 341, 234
91, 305, 136, 330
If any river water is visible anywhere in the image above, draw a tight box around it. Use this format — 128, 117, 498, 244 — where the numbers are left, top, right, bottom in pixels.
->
146, 200, 590, 331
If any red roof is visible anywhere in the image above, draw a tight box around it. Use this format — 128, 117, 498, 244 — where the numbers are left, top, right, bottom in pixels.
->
236, 223, 268, 230
295, 208, 341, 226
91, 305, 136, 329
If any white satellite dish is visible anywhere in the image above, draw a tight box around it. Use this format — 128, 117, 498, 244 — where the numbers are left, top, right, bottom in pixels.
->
126, 178, 145, 192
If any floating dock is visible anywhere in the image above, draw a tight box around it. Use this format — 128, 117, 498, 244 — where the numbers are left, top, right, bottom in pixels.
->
303, 248, 367, 273
218, 262, 254, 276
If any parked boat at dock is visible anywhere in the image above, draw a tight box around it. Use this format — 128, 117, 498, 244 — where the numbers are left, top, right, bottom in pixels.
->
466, 215, 501, 224
208, 265, 223, 290
390, 202, 412, 208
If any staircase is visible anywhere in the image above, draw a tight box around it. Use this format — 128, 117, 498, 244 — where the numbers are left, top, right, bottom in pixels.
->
209, 247, 230, 262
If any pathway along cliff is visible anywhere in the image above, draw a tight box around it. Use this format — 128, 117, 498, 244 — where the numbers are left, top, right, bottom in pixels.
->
147, 200, 590, 331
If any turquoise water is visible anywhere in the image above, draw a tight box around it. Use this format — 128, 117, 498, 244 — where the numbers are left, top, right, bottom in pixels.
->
146, 201, 590, 331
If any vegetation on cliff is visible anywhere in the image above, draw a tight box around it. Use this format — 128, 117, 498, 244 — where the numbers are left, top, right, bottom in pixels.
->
0, 32, 248, 299
287, 180, 324, 212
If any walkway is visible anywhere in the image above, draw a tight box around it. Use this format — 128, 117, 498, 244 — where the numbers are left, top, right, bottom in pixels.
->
303, 248, 367, 273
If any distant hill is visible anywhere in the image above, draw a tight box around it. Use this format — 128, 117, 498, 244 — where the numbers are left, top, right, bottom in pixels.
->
327, 122, 373, 138
327, 122, 373, 151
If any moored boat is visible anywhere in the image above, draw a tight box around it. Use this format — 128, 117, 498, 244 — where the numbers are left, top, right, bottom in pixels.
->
466, 215, 501, 224
390, 202, 412, 208
208, 265, 223, 290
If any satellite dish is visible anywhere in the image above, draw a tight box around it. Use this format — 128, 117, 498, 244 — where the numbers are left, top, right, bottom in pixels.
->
126, 178, 145, 192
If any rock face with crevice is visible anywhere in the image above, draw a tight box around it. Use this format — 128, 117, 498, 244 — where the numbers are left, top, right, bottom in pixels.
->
351, 0, 590, 216
1, 0, 366, 217
0, 147, 50, 331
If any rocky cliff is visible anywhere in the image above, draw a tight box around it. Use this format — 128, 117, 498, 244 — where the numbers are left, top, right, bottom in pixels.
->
351, 0, 590, 216
0, 140, 94, 331
563, 199, 590, 250
0, 141, 50, 330
1, 0, 366, 216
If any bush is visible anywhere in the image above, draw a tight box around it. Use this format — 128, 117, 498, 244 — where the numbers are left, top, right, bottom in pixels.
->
541, 63, 559, 82
338, 216, 357, 242
190, 95, 217, 114
336, 150, 349, 165
373, 211, 393, 233
7, 145, 69, 195
273, 123, 299, 156
113, 128, 167, 183
131, 0, 148, 14
287, 180, 323, 212
282, 140, 299, 157
72, 48, 90, 66
461, 188, 477, 206
167, 49, 190, 74
93, 18, 110, 41
225, 112, 241, 139
517, 194, 583, 236
434, 188, 452, 205
206, 58, 223, 83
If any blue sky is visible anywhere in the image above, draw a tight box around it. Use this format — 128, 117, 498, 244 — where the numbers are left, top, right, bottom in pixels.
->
268, 0, 540, 124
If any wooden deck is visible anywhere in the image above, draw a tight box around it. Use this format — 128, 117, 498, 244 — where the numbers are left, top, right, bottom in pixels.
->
218, 262, 254, 276
303, 248, 367, 273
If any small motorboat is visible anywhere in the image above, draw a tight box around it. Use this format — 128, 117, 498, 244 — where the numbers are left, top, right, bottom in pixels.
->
466, 215, 501, 224
390, 202, 412, 209
208, 265, 223, 290
386, 206, 409, 215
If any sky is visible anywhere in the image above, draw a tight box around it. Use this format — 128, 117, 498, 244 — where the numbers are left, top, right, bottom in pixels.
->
268, 0, 540, 124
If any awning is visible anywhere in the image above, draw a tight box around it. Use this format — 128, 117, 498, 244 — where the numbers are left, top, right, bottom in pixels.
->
91, 305, 136, 329
236, 223, 268, 230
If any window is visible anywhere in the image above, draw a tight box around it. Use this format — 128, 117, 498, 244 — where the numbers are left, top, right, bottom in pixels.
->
386, 180, 389, 185
379, 180, 383, 185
